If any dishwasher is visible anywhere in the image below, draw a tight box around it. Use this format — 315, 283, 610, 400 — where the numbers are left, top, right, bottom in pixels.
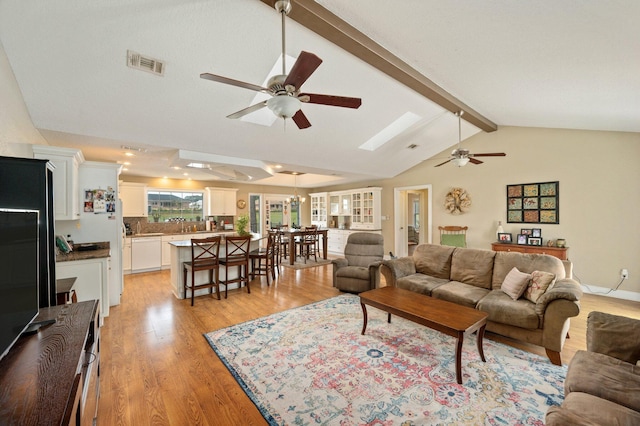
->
131, 237, 162, 272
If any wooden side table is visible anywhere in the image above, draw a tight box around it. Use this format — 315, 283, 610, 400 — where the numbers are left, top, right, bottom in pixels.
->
491, 242, 568, 260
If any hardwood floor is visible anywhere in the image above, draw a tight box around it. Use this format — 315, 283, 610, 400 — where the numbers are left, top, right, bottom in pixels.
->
97, 266, 640, 425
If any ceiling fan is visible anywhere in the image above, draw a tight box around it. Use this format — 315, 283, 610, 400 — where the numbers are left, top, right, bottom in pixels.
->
199, 0, 362, 129
435, 111, 506, 167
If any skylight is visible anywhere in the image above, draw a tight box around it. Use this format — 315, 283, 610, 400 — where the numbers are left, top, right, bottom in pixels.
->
359, 112, 422, 151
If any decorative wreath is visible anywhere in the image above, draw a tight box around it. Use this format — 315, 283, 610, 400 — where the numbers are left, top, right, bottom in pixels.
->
444, 187, 471, 215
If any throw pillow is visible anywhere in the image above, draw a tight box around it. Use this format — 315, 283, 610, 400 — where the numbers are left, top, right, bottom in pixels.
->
524, 270, 556, 303
501, 267, 531, 300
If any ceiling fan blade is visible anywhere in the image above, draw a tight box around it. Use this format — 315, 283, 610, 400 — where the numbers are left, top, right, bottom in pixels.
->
469, 158, 484, 165
435, 159, 452, 167
283, 51, 322, 90
300, 93, 362, 109
200, 73, 270, 94
470, 152, 507, 157
226, 101, 268, 119
292, 109, 311, 129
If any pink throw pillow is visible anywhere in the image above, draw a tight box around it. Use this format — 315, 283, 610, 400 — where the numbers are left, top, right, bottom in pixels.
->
524, 270, 556, 303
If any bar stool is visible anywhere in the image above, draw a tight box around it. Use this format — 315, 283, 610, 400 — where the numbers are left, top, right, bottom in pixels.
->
183, 236, 221, 306
219, 235, 251, 298
249, 230, 277, 285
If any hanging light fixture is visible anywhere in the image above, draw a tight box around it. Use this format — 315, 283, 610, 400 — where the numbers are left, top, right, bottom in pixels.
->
285, 172, 306, 204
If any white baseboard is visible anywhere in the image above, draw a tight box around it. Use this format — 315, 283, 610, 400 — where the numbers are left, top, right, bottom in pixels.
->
580, 284, 640, 302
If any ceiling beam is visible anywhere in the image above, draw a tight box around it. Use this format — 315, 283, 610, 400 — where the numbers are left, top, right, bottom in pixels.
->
259, 0, 497, 132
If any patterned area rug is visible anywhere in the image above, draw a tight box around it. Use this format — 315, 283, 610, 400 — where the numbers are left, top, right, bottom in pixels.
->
280, 258, 332, 269
205, 294, 566, 425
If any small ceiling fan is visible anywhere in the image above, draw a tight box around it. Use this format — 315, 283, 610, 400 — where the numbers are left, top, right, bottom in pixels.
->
200, 0, 362, 129
435, 111, 506, 167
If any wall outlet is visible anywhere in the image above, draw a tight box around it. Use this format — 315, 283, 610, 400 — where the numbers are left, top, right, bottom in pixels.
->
621, 268, 629, 279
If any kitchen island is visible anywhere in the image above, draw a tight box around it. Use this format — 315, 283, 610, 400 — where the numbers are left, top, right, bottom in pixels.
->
169, 235, 260, 300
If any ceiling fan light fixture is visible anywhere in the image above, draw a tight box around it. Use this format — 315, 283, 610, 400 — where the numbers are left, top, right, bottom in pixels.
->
452, 157, 470, 167
267, 95, 301, 119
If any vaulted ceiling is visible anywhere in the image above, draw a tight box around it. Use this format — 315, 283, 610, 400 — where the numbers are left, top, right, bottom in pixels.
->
1, 0, 637, 187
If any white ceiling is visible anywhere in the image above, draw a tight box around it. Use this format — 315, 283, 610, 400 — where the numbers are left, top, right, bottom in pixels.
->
1, 0, 637, 187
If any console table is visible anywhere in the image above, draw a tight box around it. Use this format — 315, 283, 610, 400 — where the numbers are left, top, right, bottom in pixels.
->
0, 300, 100, 425
491, 242, 568, 260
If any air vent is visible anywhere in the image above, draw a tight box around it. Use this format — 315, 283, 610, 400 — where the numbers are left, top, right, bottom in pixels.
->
127, 50, 165, 76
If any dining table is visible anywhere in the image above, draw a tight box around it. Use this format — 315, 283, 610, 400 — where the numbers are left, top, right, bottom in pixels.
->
279, 228, 329, 265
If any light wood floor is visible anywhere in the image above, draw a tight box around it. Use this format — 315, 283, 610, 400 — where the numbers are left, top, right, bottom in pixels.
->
97, 266, 640, 425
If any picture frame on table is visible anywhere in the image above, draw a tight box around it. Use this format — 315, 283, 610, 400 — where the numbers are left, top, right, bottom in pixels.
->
517, 234, 528, 245
527, 237, 542, 246
498, 233, 513, 243
520, 228, 533, 236
532, 228, 542, 238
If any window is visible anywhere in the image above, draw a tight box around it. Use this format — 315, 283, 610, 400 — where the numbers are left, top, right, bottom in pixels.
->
147, 190, 203, 222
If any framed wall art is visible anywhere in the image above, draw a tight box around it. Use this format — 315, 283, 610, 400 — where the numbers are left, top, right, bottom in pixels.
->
506, 181, 559, 224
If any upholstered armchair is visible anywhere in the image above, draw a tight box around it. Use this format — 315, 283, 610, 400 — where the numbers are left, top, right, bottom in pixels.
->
332, 232, 384, 293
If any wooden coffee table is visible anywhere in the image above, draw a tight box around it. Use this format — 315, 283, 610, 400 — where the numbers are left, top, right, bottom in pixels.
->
360, 286, 488, 384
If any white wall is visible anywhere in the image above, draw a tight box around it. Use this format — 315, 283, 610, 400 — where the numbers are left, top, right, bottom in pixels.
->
372, 126, 640, 297
0, 40, 47, 156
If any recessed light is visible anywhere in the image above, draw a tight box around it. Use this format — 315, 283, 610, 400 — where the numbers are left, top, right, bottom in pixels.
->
123, 161, 131, 165
183, 172, 189, 176
124, 152, 134, 157
123, 167, 129, 171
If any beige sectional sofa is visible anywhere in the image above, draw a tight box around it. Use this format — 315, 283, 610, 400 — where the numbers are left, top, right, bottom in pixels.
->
380, 243, 583, 365
546, 311, 640, 425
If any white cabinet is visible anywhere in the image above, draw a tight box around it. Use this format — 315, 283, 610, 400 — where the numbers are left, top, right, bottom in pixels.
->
120, 182, 148, 217
309, 192, 328, 227
33, 146, 84, 220
56, 257, 109, 325
206, 187, 238, 216
162, 234, 188, 268
327, 229, 382, 255
123, 237, 132, 274
351, 188, 382, 230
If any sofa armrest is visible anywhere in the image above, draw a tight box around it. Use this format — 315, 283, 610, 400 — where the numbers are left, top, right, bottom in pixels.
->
380, 258, 416, 287
587, 311, 640, 364
368, 260, 383, 289
535, 278, 583, 317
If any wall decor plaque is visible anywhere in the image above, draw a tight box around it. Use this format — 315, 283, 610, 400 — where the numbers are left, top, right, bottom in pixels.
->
506, 181, 559, 224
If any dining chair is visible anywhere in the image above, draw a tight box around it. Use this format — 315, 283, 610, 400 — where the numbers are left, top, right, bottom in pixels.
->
183, 236, 221, 306
296, 227, 318, 263
219, 235, 251, 298
438, 226, 468, 248
249, 230, 277, 285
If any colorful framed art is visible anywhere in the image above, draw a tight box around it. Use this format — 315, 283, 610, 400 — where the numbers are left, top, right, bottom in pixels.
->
506, 181, 559, 224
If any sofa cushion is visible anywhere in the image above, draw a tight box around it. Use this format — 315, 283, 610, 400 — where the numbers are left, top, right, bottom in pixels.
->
450, 247, 495, 289
523, 270, 555, 303
476, 290, 540, 329
587, 311, 640, 364
546, 392, 640, 426
501, 267, 531, 300
565, 350, 640, 412
492, 251, 565, 290
412, 244, 455, 279
431, 281, 490, 309
396, 274, 449, 296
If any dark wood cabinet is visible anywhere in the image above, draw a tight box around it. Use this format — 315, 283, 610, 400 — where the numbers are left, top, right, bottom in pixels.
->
0, 301, 100, 425
0, 156, 56, 307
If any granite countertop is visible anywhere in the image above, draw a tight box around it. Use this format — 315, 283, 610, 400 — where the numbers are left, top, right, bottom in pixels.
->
56, 241, 111, 262
126, 230, 237, 238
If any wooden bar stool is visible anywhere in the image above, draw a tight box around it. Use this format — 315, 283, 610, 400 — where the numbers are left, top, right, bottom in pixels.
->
219, 235, 251, 298
183, 236, 221, 306
249, 230, 277, 285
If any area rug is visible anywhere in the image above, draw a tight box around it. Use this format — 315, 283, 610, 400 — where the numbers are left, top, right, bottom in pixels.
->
205, 294, 566, 425
280, 258, 332, 270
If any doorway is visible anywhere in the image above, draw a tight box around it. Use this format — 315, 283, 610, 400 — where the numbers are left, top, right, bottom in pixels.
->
393, 185, 432, 257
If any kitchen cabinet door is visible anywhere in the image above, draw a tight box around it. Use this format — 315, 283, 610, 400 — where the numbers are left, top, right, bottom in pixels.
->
120, 182, 148, 217
56, 257, 109, 324
206, 188, 238, 216
33, 146, 84, 220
